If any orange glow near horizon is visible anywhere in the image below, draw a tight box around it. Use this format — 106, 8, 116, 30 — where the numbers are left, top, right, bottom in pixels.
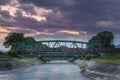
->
58, 30, 80, 35
0, 27, 11, 33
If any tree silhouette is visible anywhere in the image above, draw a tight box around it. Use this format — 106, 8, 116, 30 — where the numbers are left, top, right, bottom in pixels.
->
88, 31, 114, 48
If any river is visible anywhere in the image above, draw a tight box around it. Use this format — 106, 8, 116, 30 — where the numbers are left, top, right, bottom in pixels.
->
0, 60, 92, 80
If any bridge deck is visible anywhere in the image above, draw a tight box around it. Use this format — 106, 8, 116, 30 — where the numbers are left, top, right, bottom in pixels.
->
20, 52, 83, 57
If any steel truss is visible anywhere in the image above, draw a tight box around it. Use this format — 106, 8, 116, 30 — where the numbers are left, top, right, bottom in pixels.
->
12, 40, 100, 57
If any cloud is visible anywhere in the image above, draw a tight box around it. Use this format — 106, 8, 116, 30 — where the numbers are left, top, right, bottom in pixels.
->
0, 27, 11, 34
0, 10, 11, 19
19, 3, 36, 15
96, 21, 114, 27
0, 0, 120, 47
18, 0, 120, 21
0, 0, 10, 5
2, 0, 120, 32
57, 30, 80, 35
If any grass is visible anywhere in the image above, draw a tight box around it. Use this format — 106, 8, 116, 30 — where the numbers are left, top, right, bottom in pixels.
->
0, 54, 13, 61
92, 53, 120, 64
1, 51, 120, 64
93, 59, 120, 64
13, 56, 38, 60
0, 54, 38, 61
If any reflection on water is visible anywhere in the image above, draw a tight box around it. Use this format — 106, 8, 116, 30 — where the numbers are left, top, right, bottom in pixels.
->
0, 60, 92, 80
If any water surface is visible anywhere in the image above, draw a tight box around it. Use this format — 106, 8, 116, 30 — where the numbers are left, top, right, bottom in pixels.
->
0, 60, 92, 80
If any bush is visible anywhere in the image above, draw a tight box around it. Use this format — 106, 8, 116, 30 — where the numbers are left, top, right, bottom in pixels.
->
4, 63, 13, 70
84, 54, 92, 60
8, 50, 17, 57
0, 52, 4, 55
80, 56, 84, 60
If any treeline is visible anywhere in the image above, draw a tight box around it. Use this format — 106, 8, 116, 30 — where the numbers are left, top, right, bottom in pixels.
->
87, 31, 115, 48
3, 33, 45, 56
3, 33, 36, 48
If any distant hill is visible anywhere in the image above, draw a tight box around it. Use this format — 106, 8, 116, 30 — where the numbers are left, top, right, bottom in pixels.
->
115, 45, 120, 48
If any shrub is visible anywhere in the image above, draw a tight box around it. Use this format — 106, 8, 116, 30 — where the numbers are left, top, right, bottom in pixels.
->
80, 56, 84, 60
84, 54, 92, 60
4, 63, 13, 70
0, 51, 4, 55
8, 50, 17, 57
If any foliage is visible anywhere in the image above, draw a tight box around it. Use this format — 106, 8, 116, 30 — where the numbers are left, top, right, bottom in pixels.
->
0, 51, 4, 55
8, 49, 17, 57
17, 37, 36, 54
96, 53, 120, 59
3, 33, 37, 55
84, 54, 92, 60
88, 31, 114, 48
0, 53, 12, 61
24, 37, 36, 43
87, 36, 100, 48
93, 53, 120, 64
93, 59, 120, 64
3, 33, 24, 48
79, 56, 85, 60
79, 54, 97, 60
4, 63, 13, 70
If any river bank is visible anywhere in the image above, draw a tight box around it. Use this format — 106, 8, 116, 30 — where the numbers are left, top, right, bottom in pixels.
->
0, 59, 42, 70
74, 60, 120, 80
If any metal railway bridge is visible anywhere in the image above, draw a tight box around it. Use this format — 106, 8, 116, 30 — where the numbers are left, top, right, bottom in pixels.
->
13, 40, 100, 61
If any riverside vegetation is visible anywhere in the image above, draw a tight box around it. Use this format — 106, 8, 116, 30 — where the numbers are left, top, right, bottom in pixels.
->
79, 52, 120, 64
0, 51, 39, 70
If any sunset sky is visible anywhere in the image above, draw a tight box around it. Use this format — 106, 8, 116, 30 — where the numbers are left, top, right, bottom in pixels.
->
0, 0, 120, 51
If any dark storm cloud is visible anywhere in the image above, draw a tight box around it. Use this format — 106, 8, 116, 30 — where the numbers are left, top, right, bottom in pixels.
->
1, 0, 120, 33
0, 10, 11, 18
18, 0, 120, 20
6, 12, 44, 31
0, 0, 10, 5
18, 0, 66, 9
18, 0, 120, 32
0, 0, 120, 44
19, 4, 37, 15
1, 9, 69, 33
63, 0, 120, 20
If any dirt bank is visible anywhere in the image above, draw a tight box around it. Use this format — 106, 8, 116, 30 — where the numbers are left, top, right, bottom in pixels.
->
74, 60, 120, 80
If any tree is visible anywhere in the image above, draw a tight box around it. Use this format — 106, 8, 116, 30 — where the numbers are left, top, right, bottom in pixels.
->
23, 37, 36, 48
24, 37, 36, 43
97, 31, 114, 48
3, 33, 37, 55
3, 33, 24, 48
17, 37, 36, 54
88, 31, 114, 48
87, 36, 100, 48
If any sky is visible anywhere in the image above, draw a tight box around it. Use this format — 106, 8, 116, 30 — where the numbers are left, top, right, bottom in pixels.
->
0, 0, 120, 51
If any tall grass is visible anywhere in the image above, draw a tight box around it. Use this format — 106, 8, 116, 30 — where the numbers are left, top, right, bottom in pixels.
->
93, 53, 120, 64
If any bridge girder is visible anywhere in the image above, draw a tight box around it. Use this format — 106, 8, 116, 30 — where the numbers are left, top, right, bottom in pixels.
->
12, 40, 100, 57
